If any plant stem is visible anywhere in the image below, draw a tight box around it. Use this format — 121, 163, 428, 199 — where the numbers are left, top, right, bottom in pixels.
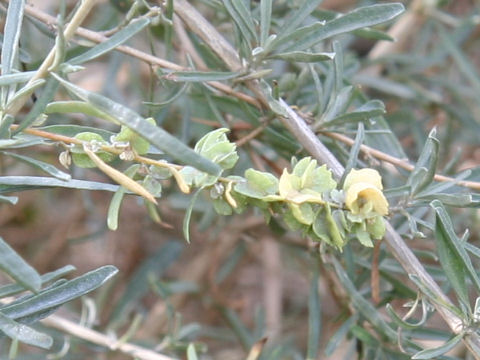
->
41, 315, 176, 360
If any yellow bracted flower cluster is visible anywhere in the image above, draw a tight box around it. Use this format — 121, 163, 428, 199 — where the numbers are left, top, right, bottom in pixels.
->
343, 168, 389, 217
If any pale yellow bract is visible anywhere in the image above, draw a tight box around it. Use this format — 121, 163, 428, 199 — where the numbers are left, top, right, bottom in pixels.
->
343, 168, 389, 216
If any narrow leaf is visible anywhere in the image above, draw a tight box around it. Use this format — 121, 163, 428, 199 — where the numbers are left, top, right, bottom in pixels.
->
12, 77, 59, 134
260, 0, 272, 46
276, 0, 323, 42
0, 176, 119, 193
164, 0, 174, 59
143, 82, 189, 109
354, 28, 394, 41
1, 266, 118, 320
276, 22, 325, 50
3, 151, 71, 181
0, 71, 35, 86
107, 165, 140, 230
0, 312, 52, 349
0, 236, 41, 293
324, 315, 358, 356
341, 122, 364, 186
386, 303, 427, 330
163, 70, 240, 82
222, 0, 257, 43
416, 169, 472, 196
465, 242, 480, 260
5, 79, 45, 110
110, 241, 182, 321
45, 100, 117, 123
306, 261, 321, 360
415, 193, 475, 208
0, 114, 14, 138
325, 100, 386, 126
332, 41, 343, 94
412, 333, 463, 359
231, 0, 258, 42
1, 0, 25, 76
183, 188, 203, 243
432, 200, 480, 296
219, 306, 254, 349
408, 274, 464, 318
282, 3, 405, 52
68, 18, 151, 65
439, 26, 480, 94
0, 265, 76, 299
331, 257, 397, 341
408, 128, 439, 195
315, 85, 354, 127
52, 74, 221, 175
187, 343, 199, 360
268, 51, 335, 63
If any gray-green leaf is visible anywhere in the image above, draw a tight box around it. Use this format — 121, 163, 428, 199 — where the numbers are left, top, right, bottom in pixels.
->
0, 236, 41, 292
282, 3, 405, 52
0, 312, 52, 349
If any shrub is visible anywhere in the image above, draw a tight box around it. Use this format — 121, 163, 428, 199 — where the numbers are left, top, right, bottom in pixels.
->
1, 0, 480, 359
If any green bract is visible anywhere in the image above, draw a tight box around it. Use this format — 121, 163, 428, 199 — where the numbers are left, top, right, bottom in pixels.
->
112, 117, 156, 155
367, 216, 386, 240
179, 166, 218, 188
234, 168, 279, 199
292, 157, 337, 193
179, 128, 239, 189
194, 128, 239, 170
71, 132, 115, 168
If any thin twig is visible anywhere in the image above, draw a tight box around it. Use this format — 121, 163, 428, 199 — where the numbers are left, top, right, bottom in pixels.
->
41, 315, 177, 360
320, 130, 480, 191
235, 123, 268, 147
172, 14, 208, 70
12, 125, 83, 145
172, 0, 241, 71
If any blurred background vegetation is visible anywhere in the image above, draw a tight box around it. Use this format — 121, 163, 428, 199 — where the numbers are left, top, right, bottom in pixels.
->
1, 0, 480, 359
